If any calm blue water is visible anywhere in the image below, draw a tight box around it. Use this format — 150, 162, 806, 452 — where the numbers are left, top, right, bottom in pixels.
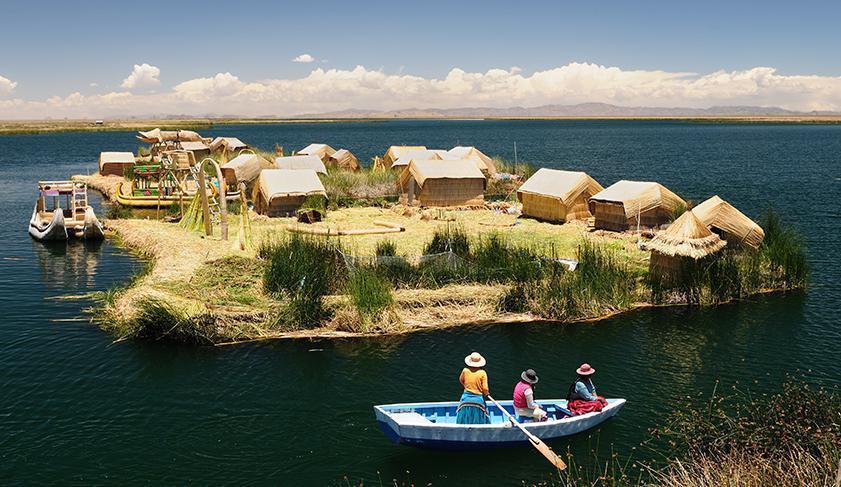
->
0, 120, 838, 485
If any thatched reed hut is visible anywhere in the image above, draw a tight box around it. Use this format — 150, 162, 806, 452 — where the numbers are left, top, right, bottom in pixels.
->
327, 149, 360, 171
297, 143, 336, 162
642, 210, 727, 278
209, 137, 249, 154
589, 180, 686, 231
99, 151, 136, 176
398, 160, 486, 207
692, 195, 765, 249
221, 153, 273, 189
517, 169, 604, 223
274, 155, 327, 175
178, 141, 211, 159
447, 146, 497, 176
383, 145, 427, 169
253, 169, 327, 217
391, 149, 448, 172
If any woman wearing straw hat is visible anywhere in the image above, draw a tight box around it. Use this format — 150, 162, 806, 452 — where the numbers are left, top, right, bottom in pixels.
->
513, 369, 547, 422
456, 352, 491, 424
566, 363, 608, 415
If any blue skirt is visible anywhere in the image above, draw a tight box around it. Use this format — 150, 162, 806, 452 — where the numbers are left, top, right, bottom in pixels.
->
456, 391, 490, 424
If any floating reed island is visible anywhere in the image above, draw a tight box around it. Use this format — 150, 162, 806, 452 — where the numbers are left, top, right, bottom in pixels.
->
65, 129, 807, 345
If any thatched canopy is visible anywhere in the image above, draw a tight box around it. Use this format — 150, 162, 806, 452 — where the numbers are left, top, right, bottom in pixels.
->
297, 143, 336, 162
136, 128, 203, 144
391, 149, 447, 170
274, 155, 327, 174
99, 152, 135, 176
257, 169, 326, 203
589, 180, 685, 219
384, 145, 427, 168
221, 153, 272, 186
642, 211, 727, 259
327, 149, 360, 171
209, 137, 248, 153
692, 195, 765, 249
446, 146, 497, 175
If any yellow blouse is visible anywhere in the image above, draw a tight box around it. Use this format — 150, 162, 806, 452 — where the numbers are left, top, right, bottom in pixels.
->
459, 367, 489, 396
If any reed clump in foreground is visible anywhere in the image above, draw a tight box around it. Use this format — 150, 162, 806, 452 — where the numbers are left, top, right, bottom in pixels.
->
521, 380, 840, 487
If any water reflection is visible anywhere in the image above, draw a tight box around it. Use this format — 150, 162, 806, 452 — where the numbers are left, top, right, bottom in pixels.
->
32, 239, 103, 289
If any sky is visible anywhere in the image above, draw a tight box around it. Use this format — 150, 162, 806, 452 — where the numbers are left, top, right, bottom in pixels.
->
1, 0, 840, 118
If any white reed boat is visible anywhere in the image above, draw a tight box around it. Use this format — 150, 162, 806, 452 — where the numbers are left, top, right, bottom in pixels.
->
29, 180, 104, 241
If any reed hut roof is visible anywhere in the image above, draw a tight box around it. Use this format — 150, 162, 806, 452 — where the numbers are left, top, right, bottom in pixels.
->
99, 151, 135, 165
517, 168, 604, 205
642, 211, 727, 259
257, 169, 326, 203
209, 137, 248, 152
385, 146, 427, 166
446, 146, 497, 174
178, 141, 210, 154
136, 128, 203, 143
398, 159, 487, 188
328, 149, 360, 170
274, 155, 327, 174
298, 143, 336, 159
692, 195, 765, 249
392, 149, 447, 168
589, 180, 685, 218
221, 153, 271, 184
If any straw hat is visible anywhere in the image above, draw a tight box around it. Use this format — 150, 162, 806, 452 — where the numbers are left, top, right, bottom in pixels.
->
464, 352, 486, 368
521, 369, 539, 384
576, 363, 596, 376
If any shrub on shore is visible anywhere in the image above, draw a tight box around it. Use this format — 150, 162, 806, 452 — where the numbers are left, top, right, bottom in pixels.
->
648, 210, 809, 305
261, 233, 345, 328
346, 267, 394, 331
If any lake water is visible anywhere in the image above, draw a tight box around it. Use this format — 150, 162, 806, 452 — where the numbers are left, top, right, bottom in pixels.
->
1, 120, 839, 485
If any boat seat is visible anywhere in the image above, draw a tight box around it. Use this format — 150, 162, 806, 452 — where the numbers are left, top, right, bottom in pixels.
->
390, 412, 433, 426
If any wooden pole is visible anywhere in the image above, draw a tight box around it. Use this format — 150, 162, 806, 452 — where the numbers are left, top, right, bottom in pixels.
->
196, 162, 212, 236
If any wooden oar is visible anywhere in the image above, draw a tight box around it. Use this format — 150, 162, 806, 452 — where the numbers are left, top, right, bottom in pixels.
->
488, 395, 567, 471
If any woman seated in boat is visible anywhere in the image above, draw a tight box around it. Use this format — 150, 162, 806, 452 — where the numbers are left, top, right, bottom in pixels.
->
456, 352, 491, 424
513, 369, 547, 422
566, 363, 608, 415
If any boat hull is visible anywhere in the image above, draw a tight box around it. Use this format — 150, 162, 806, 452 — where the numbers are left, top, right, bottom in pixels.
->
374, 398, 625, 450
29, 207, 67, 241
29, 205, 105, 241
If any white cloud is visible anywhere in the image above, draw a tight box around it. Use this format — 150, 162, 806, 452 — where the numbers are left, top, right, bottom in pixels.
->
0, 75, 18, 96
89, 82, 99, 87
3, 62, 841, 119
120, 63, 160, 90
292, 54, 315, 63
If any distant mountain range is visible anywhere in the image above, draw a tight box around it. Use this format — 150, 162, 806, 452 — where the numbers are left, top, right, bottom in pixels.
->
293, 102, 840, 119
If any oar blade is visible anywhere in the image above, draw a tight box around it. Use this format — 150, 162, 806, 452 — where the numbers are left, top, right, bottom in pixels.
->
534, 439, 567, 471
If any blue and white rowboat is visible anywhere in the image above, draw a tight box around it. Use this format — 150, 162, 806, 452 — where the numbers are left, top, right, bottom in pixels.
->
374, 398, 626, 450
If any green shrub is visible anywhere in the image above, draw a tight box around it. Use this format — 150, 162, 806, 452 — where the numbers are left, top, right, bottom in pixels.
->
375, 239, 397, 257
261, 233, 345, 327
423, 224, 470, 256
761, 209, 809, 288
347, 267, 394, 325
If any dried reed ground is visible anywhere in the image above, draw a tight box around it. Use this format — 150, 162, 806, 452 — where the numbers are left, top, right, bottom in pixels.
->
102, 207, 649, 343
